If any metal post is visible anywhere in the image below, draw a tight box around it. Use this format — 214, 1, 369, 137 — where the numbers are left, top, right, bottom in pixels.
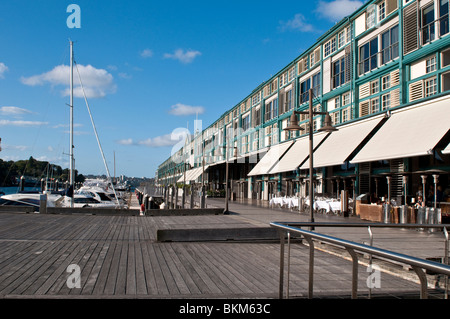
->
308, 88, 315, 230
445, 227, 449, 299
69, 40, 74, 208
368, 226, 373, 299
305, 236, 315, 299
346, 247, 359, 299
278, 231, 285, 299
225, 148, 229, 213
286, 232, 291, 299
412, 266, 428, 299
433, 174, 439, 211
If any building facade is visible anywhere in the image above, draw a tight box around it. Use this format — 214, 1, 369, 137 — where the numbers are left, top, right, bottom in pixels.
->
156, 0, 450, 207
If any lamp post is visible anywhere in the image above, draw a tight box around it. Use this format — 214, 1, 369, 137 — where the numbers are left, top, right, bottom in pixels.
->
224, 145, 237, 214
283, 88, 338, 230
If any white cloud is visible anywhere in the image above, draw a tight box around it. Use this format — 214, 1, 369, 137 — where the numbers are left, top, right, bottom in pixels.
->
21, 64, 116, 99
315, 0, 365, 22
0, 119, 48, 127
2, 144, 28, 151
117, 133, 184, 148
0, 106, 33, 116
279, 13, 316, 32
117, 138, 134, 146
168, 103, 205, 116
164, 49, 202, 64
140, 49, 153, 58
118, 72, 132, 79
52, 123, 83, 129
138, 134, 180, 147
0, 62, 8, 78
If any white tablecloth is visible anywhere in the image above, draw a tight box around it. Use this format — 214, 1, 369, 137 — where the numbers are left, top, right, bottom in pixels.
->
270, 197, 342, 212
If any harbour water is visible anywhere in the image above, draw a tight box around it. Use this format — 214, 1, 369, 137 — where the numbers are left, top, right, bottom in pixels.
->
0, 186, 41, 195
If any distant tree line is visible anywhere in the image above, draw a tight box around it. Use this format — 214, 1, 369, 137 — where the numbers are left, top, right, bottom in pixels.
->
0, 156, 85, 187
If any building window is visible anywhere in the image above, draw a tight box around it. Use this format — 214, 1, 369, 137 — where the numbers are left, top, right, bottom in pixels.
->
331, 111, 340, 125
366, 5, 376, 29
288, 66, 295, 82
312, 72, 321, 98
286, 89, 294, 112
335, 96, 341, 109
252, 108, 261, 127
381, 25, 399, 64
382, 93, 390, 110
342, 107, 351, 122
346, 26, 352, 43
310, 51, 316, 66
441, 71, 450, 92
439, 0, 449, 36
279, 73, 287, 87
300, 73, 320, 104
324, 38, 336, 58
370, 80, 379, 94
300, 78, 311, 104
252, 92, 261, 106
338, 30, 346, 48
440, 0, 449, 36
264, 98, 278, 121
379, 1, 386, 21
424, 77, 437, 97
426, 56, 437, 73
242, 114, 250, 132
382, 74, 391, 90
359, 37, 378, 75
370, 98, 379, 114
422, 4, 435, 45
332, 57, 346, 88
342, 92, 351, 106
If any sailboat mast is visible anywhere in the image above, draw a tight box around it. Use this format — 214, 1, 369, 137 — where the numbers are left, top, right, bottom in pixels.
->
69, 40, 75, 197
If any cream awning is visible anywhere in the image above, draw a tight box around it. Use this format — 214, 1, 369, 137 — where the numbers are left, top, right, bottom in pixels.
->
269, 133, 328, 174
177, 166, 208, 183
299, 115, 385, 169
351, 97, 450, 164
247, 141, 294, 176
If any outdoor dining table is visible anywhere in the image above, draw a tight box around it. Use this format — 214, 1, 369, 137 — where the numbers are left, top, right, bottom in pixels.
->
269, 196, 344, 214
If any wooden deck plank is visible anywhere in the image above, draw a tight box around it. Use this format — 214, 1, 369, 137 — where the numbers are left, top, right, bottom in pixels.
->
162, 243, 202, 295
125, 240, 136, 295
0, 211, 441, 299
139, 240, 159, 295
145, 243, 170, 295
91, 240, 117, 295
198, 243, 262, 294
158, 243, 191, 295
0, 241, 51, 285
169, 243, 213, 294
3, 241, 73, 295
133, 241, 148, 295
153, 243, 180, 294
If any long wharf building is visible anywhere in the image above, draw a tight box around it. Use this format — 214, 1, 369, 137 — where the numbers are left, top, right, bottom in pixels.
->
156, 0, 450, 209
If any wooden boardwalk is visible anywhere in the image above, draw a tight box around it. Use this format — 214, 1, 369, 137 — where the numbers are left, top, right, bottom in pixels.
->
0, 206, 441, 299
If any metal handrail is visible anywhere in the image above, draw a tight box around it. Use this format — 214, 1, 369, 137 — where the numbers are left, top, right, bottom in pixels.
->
270, 221, 450, 299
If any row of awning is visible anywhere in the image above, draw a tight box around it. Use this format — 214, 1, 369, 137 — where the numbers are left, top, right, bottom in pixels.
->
176, 165, 209, 184
248, 95, 450, 176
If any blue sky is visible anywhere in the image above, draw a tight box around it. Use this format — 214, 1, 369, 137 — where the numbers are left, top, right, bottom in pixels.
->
0, 0, 364, 178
